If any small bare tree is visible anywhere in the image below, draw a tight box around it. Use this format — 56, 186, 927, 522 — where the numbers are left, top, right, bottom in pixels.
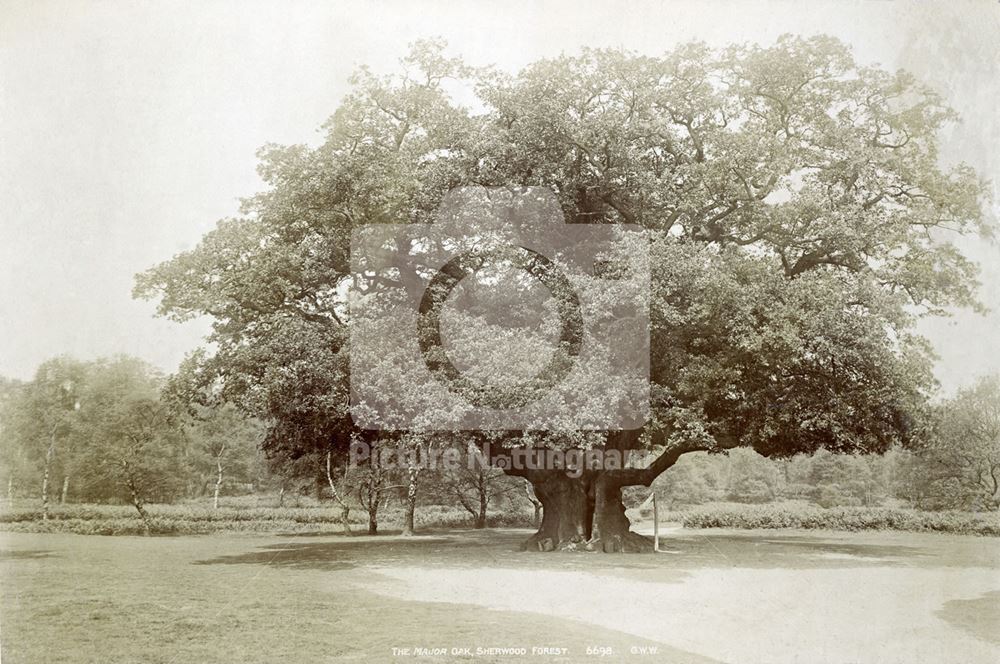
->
441, 448, 523, 528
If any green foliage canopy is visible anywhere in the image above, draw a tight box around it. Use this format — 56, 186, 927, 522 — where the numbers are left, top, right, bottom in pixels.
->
135, 36, 991, 472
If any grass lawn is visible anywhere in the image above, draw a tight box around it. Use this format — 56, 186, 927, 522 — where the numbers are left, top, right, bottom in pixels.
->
1, 527, 998, 663
0, 529, 692, 663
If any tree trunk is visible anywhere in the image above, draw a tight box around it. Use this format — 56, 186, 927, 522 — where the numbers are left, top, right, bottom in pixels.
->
402, 466, 418, 536
41, 432, 56, 520
315, 471, 325, 502
590, 475, 651, 552
520, 471, 652, 553
7, 476, 13, 506
476, 483, 488, 529
524, 480, 542, 528
60, 475, 69, 504
357, 440, 384, 535
365, 467, 380, 535
121, 462, 151, 535
325, 451, 352, 534
521, 472, 592, 551
278, 484, 285, 507
213, 446, 225, 510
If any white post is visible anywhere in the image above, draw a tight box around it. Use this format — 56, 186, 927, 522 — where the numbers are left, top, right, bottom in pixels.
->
653, 492, 660, 552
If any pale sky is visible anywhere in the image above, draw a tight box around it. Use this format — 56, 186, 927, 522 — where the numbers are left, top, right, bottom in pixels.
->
1, 0, 998, 393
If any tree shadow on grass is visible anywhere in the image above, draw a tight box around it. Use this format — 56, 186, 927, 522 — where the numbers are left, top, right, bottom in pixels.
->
276, 527, 469, 538
193, 530, 528, 570
193, 543, 358, 570
0, 549, 56, 561
193, 528, 940, 574
937, 590, 1000, 645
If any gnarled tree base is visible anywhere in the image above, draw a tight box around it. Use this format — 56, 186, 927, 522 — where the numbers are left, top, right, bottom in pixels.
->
520, 531, 653, 553
517, 470, 654, 553
586, 531, 653, 553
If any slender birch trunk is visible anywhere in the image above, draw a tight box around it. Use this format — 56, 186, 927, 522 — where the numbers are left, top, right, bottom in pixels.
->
213, 444, 225, 509
325, 451, 352, 534
41, 430, 56, 520
402, 466, 419, 536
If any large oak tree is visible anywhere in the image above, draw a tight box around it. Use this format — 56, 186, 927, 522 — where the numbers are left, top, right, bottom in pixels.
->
136, 36, 991, 551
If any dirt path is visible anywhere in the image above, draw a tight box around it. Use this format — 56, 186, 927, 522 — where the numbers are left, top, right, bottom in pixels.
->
366, 529, 1000, 664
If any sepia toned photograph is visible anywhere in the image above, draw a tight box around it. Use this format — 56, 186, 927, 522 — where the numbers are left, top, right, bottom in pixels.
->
1, 1, 998, 662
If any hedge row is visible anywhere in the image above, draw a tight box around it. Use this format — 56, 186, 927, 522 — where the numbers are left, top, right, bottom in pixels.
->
681, 504, 1000, 536
3, 517, 329, 536
0, 503, 535, 535
0, 505, 363, 525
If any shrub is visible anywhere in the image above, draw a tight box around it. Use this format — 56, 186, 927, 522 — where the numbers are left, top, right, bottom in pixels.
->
0, 501, 535, 536
681, 503, 1000, 536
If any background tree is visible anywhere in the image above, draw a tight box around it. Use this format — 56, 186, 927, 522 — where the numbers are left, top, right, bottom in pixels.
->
353, 436, 395, 535
438, 446, 522, 528
725, 448, 784, 504
917, 376, 1000, 510
181, 403, 265, 508
136, 37, 991, 552
2, 358, 87, 518
75, 357, 185, 531
648, 452, 725, 509
0, 376, 29, 503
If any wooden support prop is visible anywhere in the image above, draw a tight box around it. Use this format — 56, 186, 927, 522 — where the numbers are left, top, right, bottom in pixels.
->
653, 493, 660, 552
